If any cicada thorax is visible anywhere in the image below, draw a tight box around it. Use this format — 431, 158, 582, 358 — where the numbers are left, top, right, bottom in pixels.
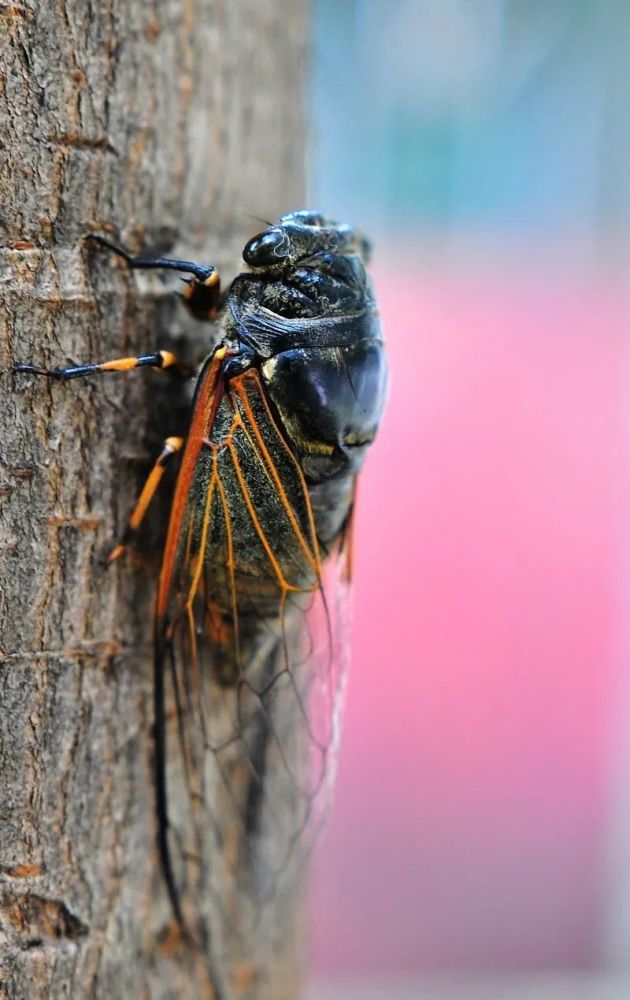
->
226, 236, 388, 548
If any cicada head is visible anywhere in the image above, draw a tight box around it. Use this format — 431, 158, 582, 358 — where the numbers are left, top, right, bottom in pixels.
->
242, 210, 372, 270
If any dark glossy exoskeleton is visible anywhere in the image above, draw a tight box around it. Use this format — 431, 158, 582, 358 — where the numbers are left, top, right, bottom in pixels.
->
15, 210, 387, 949
235, 211, 385, 515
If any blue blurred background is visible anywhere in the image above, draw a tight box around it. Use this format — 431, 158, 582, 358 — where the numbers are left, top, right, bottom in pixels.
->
311, 0, 630, 248
307, 3, 630, 998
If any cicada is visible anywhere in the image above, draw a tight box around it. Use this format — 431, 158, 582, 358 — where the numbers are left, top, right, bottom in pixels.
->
16, 211, 387, 950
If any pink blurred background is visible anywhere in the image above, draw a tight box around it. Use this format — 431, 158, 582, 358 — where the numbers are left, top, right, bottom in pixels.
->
308, 3, 630, 996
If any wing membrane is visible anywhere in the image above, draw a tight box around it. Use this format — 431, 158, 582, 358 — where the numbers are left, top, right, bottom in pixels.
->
154, 352, 350, 947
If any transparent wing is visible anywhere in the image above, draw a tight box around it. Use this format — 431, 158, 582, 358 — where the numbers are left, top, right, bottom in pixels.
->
154, 352, 352, 949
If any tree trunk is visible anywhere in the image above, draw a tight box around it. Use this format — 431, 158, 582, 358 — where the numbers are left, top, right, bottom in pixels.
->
0, 3, 309, 997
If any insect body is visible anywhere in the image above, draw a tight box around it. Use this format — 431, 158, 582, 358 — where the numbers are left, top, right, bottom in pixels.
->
16, 211, 387, 944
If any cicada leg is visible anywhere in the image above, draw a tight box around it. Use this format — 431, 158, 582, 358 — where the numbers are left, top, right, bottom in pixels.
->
90, 234, 223, 321
109, 435, 185, 563
14, 349, 190, 381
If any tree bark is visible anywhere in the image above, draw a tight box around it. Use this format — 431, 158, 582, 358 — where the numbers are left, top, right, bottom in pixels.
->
0, 3, 309, 997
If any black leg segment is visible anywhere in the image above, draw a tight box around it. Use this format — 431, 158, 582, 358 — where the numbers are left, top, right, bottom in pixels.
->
90, 234, 222, 321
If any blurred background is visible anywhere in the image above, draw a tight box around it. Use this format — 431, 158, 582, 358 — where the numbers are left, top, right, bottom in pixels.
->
307, 2, 630, 998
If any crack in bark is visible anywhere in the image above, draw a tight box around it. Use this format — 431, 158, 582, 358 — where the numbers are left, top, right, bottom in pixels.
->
0, 892, 88, 946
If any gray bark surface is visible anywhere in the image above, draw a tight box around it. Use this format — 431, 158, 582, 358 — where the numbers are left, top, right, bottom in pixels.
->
0, 2, 309, 996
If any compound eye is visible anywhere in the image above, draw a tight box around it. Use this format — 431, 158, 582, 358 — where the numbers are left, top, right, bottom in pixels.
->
243, 228, 290, 266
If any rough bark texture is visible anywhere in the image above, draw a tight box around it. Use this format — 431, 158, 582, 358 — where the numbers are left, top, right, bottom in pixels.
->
0, 3, 309, 997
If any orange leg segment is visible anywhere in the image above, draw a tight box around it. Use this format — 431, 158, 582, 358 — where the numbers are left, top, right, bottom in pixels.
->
15, 350, 190, 381
109, 436, 185, 563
